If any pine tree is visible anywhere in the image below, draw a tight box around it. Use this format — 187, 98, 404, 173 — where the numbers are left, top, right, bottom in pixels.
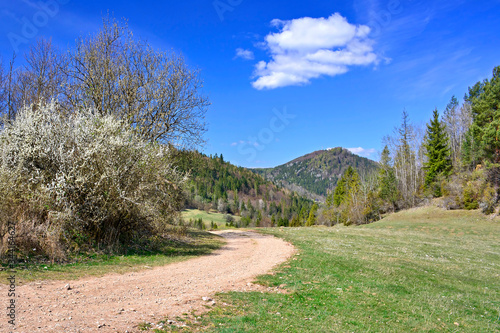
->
378, 145, 399, 211
306, 203, 318, 226
423, 109, 452, 196
467, 66, 500, 164
299, 206, 307, 224
324, 166, 361, 225
332, 166, 360, 207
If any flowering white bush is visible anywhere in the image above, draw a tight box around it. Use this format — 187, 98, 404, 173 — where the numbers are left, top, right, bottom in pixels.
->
0, 101, 186, 258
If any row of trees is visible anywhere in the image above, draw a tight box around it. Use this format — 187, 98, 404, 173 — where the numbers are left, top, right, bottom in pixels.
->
324, 65, 500, 225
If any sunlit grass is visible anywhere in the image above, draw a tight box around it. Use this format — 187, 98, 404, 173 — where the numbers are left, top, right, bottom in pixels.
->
184, 207, 500, 332
181, 209, 240, 229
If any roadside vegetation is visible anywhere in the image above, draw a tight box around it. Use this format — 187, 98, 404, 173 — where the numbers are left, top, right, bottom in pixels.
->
0, 16, 209, 265
172, 207, 500, 333
0, 229, 223, 283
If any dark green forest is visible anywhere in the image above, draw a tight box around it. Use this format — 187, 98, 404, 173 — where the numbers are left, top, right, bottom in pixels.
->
254, 147, 378, 197
173, 150, 315, 227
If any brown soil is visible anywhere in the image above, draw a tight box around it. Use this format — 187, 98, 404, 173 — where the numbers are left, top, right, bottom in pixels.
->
1, 230, 295, 332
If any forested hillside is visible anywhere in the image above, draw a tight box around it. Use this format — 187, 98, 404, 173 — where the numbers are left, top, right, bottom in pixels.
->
253, 147, 379, 199
173, 150, 316, 227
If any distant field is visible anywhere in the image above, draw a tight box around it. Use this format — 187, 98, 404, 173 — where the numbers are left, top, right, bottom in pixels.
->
178, 206, 500, 332
181, 209, 241, 229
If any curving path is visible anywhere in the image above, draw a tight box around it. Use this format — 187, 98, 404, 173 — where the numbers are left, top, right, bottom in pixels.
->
1, 230, 295, 332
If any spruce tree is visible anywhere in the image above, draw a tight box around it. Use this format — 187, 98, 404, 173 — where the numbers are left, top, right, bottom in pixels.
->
306, 204, 318, 226
332, 166, 360, 206
423, 109, 452, 195
467, 66, 500, 163
378, 145, 399, 211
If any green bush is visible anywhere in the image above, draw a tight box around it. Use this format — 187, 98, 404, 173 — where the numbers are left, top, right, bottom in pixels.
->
210, 221, 218, 229
192, 218, 206, 230
463, 182, 480, 210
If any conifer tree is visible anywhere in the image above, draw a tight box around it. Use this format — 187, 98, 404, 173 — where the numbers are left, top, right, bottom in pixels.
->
378, 145, 399, 211
332, 166, 360, 207
423, 109, 452, 196
306, 203, 318, 226
466, 66, 500, 164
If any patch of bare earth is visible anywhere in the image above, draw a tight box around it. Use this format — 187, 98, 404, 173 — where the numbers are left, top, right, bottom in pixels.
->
1, 230, 295, 332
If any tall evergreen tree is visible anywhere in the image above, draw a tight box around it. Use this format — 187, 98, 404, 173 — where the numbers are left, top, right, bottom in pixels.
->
423, 109, 452, 195
378, 145, 399, 211
306, 203, 318, 226
467, 66, 500, 164
331, 166, 360, 207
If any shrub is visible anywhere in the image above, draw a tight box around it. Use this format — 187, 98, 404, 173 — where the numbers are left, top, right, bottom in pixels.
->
480, 184, 497, 215
193, 218, 206, 230
210, 221, 218, 230
241, 216, 252, 227
0, 102, 186, 260
463, 182, 480, 210
440, 174, 464, 210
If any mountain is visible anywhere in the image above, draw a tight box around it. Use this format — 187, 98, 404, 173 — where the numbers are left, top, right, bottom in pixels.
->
253, 147, 379, 200
172, 150, 315, 227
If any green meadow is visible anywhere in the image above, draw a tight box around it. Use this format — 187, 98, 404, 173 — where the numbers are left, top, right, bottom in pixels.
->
181, 209, 241, 229
170, 207, 500, 332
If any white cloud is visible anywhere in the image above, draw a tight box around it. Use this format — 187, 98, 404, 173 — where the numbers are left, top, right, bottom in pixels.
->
231, 140, 260, 147
252, 13, 379, 90
235, 48, 255, 60
347, 147, 376, 158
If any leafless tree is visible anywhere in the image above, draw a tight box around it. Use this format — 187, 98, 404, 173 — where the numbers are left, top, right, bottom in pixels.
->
1, 16, 209, 148
384, 110, 423, 208
15, 38, 64, 110
62, 17, 209, 147
442, 96, 461, 168
442, 96, 473, 169
0, 58, 5, 123
1, 54, 18, 125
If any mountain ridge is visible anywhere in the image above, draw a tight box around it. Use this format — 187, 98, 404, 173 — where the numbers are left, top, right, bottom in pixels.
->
252, 147, 379, 200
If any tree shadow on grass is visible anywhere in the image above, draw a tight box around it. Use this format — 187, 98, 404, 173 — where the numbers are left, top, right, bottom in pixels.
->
123, 230, 224, 257
0, 229, 225, 281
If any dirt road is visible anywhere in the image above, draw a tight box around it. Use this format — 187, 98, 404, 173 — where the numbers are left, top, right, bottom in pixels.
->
1, 230, 295, 332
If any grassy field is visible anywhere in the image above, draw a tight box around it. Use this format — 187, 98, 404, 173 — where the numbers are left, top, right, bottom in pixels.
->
172, 206, 499, 332
0, 230, 223, 284
181, 209, 241, 229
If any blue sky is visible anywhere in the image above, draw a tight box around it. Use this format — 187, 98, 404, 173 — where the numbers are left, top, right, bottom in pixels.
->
1, 0, 499, 167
